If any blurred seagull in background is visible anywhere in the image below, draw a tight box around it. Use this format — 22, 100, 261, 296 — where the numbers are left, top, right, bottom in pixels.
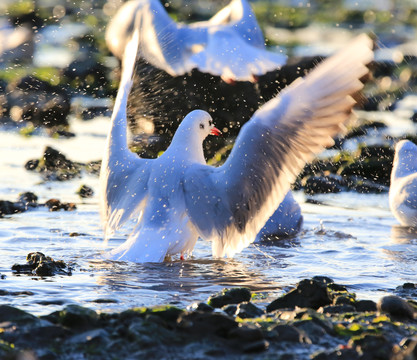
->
100, 31, 373, 263
105, 0, 287, 83
389, 140, 417, 227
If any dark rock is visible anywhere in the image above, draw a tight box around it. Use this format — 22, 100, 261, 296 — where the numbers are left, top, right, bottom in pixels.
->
235, 302, 264, 319
177, 311, 237, 338
58, 305, 98, 329
355, 300, 377, 312
327, 283, 348, 292
304, 175, 344, 195
76, 185, 94, 198
228, 326, 264, 342
12, 252, 72, 276
267, 279, 332, 312
312, 276, 334, 285
293, 319, 329, 344
319, 304, 356, 314
347, 176, 389, 193
0, 305, 37, 324
17, 192, 38, 208
270, 324, 310, 343
378, 296, 415, 320
45, 199, 77, 212
312, 348, 361, 360
0, 289, 34, 296
7, 75, 70, 128
187, 302, 214, 313
0, 200, 24, 217
333, 296, 353, 306
207, 287, 251, 308
242, 340, 269, 353
395, 283, 417, 298
223, 304, 238, 316
68, 328, 109, 345
349, 334, 393, 360
25, 146, 82, 181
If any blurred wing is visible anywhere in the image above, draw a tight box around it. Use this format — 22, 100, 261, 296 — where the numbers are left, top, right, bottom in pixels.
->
136, 0, 201, 76
189, 27, 286, 82
208, 0, 265, 48
184, 34, 373, 257
100, 25, 151, 239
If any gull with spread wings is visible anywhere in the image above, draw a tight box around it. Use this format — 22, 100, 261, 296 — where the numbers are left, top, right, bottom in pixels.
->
100, 31, 373, 262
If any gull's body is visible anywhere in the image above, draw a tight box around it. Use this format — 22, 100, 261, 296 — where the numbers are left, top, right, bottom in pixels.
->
105, 0, 286, 82
389, 140, 417, 227
100, 31, 373, 262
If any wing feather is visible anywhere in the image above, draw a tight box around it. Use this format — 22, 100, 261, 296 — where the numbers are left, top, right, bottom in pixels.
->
100, 26, 151, 240
183, 34, 373, 257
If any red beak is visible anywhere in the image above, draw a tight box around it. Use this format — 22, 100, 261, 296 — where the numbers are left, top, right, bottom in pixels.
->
210, 127, 222, 136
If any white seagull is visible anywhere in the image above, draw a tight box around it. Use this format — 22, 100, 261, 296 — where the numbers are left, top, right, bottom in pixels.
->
105, 0, 286, 83
100, 31, 373, 263
389, 140, 417, 227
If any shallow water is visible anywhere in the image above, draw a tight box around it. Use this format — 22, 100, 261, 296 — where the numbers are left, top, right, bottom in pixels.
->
0, 115, 416, 316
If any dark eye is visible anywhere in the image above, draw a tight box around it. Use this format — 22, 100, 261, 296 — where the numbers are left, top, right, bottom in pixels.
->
199, 123, 204, 129
209, 120, 213, 126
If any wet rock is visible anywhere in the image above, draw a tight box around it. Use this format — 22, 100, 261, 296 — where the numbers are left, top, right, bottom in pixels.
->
68, 328, 110, 345
58, 305, 98, 330
267, 279, 332, 312
355, 300, 377, 312
223, 304, 238, 316
378, 296, 415, 320
45, 198, 76, 212
12, 252, 73, 276
340, 145, 394, 186
293, 319, 329, 344
0, 305, 37, 324
177, 311, 237, 338
7, 75, 70, 128
242, 339, 269, 353
312, 347, 361, 360
207, 287, 251, 308
270, 324, 310, 343
187, 302, 214, 313
0, 200, 25, 217
347, 176, 389, 193
0, 289, 34, 296
25, 146, 82, 181
17, 192, 38, 209
395, 283, 417, 298
304, 175, 344, 195
235, 302, 264, 319
319, 304, 356, 314
0, 192, 40, 217
349, 334, 393, 360
76, 184, 94, 198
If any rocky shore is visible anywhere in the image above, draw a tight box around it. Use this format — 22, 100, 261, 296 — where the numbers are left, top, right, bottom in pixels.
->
0, 277, 416, 360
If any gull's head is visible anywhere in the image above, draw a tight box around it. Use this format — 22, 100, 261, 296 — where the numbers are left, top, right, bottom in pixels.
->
179, 110, 221, 142
395, 140, 417, 161
392, 140, 417, 179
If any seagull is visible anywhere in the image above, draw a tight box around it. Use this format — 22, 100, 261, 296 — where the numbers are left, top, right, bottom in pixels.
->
389, 140, 417, 227
100, 31, 373, 262
105, 0, 287, 83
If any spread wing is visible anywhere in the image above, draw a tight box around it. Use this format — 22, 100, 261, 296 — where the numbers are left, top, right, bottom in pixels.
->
106, 0, 285, 80
100, 26, 151, 240
183, 34, 373, 257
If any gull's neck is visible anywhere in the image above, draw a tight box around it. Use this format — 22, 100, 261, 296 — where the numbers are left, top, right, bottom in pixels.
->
165, 128, 206, 164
